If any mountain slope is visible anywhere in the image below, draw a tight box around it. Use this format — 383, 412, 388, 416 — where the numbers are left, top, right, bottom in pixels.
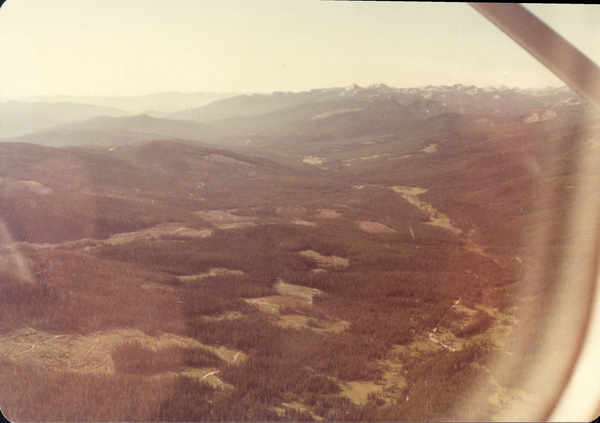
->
2, 85, 585, 156
162, 84, 585, 154
1, 92, 239, 114
0, 101, 132, 139
169, 84, 582, 125
1, 115, 223, 148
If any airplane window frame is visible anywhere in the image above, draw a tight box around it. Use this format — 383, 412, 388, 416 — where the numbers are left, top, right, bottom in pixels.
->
470, 3, 600, 421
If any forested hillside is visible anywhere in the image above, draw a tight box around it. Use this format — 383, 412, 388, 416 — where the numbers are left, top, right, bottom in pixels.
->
0, 84, 594, 421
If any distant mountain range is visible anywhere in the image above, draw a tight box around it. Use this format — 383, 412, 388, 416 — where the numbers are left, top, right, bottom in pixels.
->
170, 84, 581, 123
0, 101, 132, 139
0, 91, 239, 114
1, 84, 587, 153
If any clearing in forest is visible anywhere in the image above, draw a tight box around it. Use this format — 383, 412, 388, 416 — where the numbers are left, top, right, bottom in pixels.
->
194, 210, 257, 229
0, 327, 244, 377
298, 250, 349, 268
316, 208, 343, 219
354, 220, 396, 234
391, 186, 462, 234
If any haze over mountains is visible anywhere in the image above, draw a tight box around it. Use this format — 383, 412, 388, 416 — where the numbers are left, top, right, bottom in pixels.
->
0, 101, 132, 140
0, 84, 585, 152
0, 82, 595, 421
0, 91, 238, 114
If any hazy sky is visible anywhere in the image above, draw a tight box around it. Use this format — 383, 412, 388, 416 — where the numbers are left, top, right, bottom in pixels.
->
1, 1, 599, 97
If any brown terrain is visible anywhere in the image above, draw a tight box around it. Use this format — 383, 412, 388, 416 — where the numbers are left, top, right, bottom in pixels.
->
0, 84, 594, 421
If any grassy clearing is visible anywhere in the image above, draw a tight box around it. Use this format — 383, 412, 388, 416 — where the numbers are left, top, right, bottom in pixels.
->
297, 250, 349, 268
272, 401, 322, 421
276, 314, 350, 333
111, 339, 224, 375
341, 381, 385, 405
0, 327, 244, 375
178, 267, 244, 281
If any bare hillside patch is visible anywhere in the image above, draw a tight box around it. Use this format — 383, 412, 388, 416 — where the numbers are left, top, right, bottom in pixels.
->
105, 222, 212, 245
291, 219, 317, 227
298, 250, 349, 268
302, 156, 324, 165
354, 220, 396, 234
391, 186, 462, 234
244, 281, 325, 313
340, 357, 407, 406
0, 327, 243, 377
276, 314, 350, 333
194, 209, 257, 225
274, 280, 323, 304
316, 208, 342, 219
421, 143, 438, 154
179, 268, 245, 281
